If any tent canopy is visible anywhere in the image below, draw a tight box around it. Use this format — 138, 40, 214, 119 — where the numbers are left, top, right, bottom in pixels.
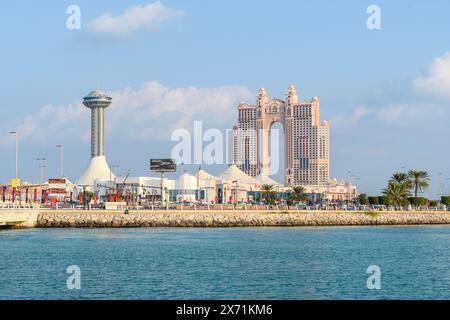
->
218, 165, 258, 185
255, 174, 282, 186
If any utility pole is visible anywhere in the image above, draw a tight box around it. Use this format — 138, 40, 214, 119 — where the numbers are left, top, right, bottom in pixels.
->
9, 131, 19, 180
37, 158, 46, 184
160, 172, 165, 206
56, 145, 64, 177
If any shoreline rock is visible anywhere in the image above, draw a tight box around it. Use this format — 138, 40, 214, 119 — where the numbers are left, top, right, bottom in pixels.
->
34, 210, 450, 228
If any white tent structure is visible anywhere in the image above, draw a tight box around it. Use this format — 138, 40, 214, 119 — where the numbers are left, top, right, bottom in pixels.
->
77, 156, 115, 189
196, 168, 217, 188
218, 165, 258, 185
175, 172, 197, 202
255, 174, 282, 186
197, 168, 217, 182
196, 168, 217, 203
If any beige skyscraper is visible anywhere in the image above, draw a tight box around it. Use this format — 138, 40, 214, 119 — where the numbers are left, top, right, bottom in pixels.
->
231, 85, 329, 186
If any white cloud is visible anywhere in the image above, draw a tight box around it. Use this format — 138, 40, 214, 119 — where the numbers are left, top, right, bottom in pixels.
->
376, 105, 408, 123
376, 103, 443, 126
86, 2, 184, 37
414, 51, 450, 99
8, 81, 252, 145
330, 106, 372, 127
109, 82, 252, 142
331, 103, 442, 128
332, 52, 450, 128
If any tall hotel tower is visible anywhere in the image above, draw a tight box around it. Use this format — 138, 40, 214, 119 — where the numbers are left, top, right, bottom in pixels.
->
231, 85, 329, 186
77, 90, 116, 188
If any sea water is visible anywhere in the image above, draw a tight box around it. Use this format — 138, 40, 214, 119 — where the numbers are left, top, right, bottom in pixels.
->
0, 226, 449, 300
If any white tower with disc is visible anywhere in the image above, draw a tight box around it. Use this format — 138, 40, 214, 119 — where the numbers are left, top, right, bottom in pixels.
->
77, 90, 116, 188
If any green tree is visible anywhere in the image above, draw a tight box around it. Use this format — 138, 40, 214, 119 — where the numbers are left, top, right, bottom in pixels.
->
368, 196, 379, 205
430, 200, 438, 207
378, 196, 390, 206
441, 196, 450, 206
288, 186, 309, 205
408, 170, 430, 203
261, 184, 276, 202
358, 194, 369, 205
408, 197, 428, 207
390, 172, 413, 189
382, 182, 411, 206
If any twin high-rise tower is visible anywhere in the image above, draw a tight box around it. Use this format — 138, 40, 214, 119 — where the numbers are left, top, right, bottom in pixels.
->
231, 85, 330, 186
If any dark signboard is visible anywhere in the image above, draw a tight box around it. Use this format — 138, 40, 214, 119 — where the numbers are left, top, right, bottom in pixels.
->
150, 159, 176, 172
48, 178, 67, 185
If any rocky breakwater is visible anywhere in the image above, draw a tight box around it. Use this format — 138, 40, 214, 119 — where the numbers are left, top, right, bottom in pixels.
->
36, 210, 450, 228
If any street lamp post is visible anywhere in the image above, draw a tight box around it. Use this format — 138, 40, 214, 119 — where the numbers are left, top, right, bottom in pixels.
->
56, 145, 64, 178
37, 158, 46, 184
110, 164, 119, 182
9, 131, 19, 180
109, 165, 120, 197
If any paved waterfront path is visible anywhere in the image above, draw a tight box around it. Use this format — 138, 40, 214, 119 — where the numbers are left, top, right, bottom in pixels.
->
34, 210, 450, 228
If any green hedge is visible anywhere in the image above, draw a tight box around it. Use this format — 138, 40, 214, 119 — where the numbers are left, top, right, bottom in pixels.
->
408, 197, 428, 206
441, 196, 450, 206
358, 194, 369, 205
378, 196, 390, 205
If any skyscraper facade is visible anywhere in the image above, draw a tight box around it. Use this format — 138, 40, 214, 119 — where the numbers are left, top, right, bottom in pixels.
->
231, 85, 329, 186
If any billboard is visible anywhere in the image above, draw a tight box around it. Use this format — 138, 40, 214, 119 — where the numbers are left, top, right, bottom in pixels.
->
11, 178, 21, 188
150, 159, 176, 172
47, 178, 67, 198
48, 178, 67, 185
47, 188, 66, 195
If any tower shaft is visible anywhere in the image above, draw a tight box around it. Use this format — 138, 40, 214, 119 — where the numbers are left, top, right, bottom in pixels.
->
91, 107, 105, 158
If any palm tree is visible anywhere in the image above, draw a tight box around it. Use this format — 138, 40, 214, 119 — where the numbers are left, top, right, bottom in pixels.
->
261, 184, 275, 202
382, 182, 411, 206
408, 170, 430, 203
288, 186, 309, 204
390, 172, 412, 189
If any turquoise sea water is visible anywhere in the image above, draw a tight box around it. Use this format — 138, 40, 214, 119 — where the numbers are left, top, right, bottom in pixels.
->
0, 226, 449, 300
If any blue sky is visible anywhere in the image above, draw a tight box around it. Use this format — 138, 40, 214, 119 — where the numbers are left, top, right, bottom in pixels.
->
1, 0, 450, 197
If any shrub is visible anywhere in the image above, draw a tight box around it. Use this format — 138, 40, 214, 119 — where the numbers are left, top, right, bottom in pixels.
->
378, 196, 390, 205
408, 197, 428, 206
368, 197, 379, 205
429, 200, 439, 207
358, 194, 369, 205
441, 196, 450, 206
400, 198, 411, 206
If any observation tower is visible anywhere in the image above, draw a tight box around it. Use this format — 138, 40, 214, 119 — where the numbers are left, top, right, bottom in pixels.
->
77, 90, 116, 187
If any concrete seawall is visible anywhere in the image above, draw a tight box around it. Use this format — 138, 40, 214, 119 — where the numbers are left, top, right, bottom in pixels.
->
35, 210, 450, 228
0, 210, 39, 228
